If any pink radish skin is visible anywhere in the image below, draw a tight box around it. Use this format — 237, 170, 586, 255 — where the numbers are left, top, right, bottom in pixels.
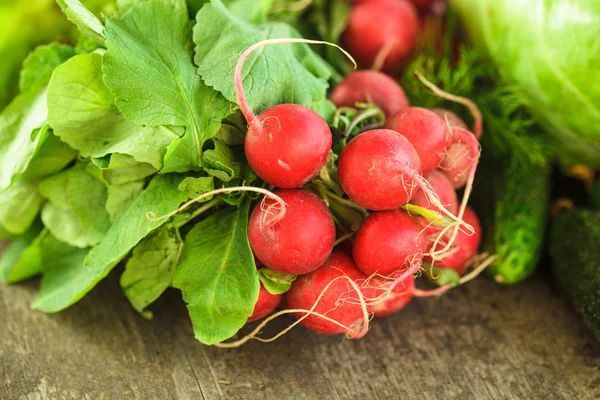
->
430, 109, 471, 188
411, 170, 458, 215
353, 209, 428, 277
364, 276, 415, 317
286, 251, 371, 337
342, 0, 419, 71
439, 143, 472, 189
329, 70, 409, 117
385, 107, 448, 174
439, 127, 480, 189
425, 206, 482, 275
235, 40, 333, 188
248, 189, 335, 275
338, 129, 422, 211
244, 105, 332, 188
248, 283, 283, 322
430, 108, 467, 129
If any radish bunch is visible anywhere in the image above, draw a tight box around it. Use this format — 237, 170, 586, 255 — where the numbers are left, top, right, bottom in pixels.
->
233, 40, 484, 340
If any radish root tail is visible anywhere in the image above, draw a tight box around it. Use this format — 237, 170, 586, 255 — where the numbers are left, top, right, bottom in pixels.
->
414, 71, 483, 139
146, 186, 287, 226
214, 275, 371, 348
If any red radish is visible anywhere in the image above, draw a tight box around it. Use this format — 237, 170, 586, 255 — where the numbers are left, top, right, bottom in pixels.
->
430, 108, 467, 129
338, 129, 422, 210
385, 107, 448, 174
353, 209, 428, 277
342, 0, 419, 71
286, 251, 370, 337
411, 170, 458, 215
429, 108, 471, 188
439, 142, 472, 189
329, 70, 409, 117
364, 276, 415, 317
248, 189, 335, 275
248, 283, 283, 322
425, 206, 481, 275
235, 40, 334, 188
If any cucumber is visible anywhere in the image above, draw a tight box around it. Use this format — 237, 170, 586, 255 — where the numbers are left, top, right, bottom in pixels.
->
550, 208, 600, 340
474, 152, 551, 284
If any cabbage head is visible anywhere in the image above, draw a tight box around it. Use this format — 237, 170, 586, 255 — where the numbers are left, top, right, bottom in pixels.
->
450, 0, 600, 166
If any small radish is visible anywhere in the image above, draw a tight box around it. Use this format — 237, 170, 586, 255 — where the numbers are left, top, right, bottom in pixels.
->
248, 283, 283, 322
385, 107, 448, 174
286, 251, 370, 337
429, 108, 472, 188
329, 70, 409, 117
342, 0, 419, 71
439, 141, 473, 189
235, 39, 335, 188
411, 170, 458, 215
425, 206, 481, 275
248, 189, 335, 275
353, 209, 428, 277
364, 275, 415, 317
430, 108, 467, 129
338, 129, 422, 210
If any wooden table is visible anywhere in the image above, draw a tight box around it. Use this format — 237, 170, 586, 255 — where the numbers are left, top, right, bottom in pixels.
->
1, 261, 598, 399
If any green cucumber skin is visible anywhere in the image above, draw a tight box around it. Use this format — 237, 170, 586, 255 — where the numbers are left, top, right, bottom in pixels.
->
478, 156, 551, 285
550, 209, 600, 340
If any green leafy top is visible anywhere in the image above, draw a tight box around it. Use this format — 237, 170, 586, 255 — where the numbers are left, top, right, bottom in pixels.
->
1, 0, 343, 346
103, 0, 234, 171
56, 0, 106, 45
194, 0, 332, 114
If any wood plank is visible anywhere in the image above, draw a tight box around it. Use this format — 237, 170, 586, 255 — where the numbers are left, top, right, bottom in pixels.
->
0, 257, 598, 399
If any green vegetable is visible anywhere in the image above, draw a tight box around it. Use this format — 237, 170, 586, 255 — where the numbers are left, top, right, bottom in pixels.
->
0, 223, 44, 284
0, 132, 76, 236
423, 264, 460, 288
0, 0, 345, 345
0, 181, 44, 235
56, 0, 107, 45
0, 0, 70, 109
478, 154, 551, 284
0, 0, 114, 109
173, 200, 258, 345
104, 0, 234, 172
0, 87, 49, 191
47, 53, 178, 169
38, 164, 111, 248
258, 268, 296, 294
120, 225, 183, 318
19, 43, 75, 93
105, 180, 145, 222
550, 209, 600, 340
84, 174, 187, 271
451, 0, 600, 167
31, 235, 93, 312
193, 0, 332, 115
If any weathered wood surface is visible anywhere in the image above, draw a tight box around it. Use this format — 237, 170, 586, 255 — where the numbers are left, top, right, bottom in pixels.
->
1, 262, 598, 399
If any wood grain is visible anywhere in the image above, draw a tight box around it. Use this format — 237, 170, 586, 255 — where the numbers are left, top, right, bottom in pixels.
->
0, 253, 598, 399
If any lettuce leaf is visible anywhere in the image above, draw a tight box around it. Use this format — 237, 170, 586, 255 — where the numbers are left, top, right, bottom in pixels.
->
451, 0, 600, 166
